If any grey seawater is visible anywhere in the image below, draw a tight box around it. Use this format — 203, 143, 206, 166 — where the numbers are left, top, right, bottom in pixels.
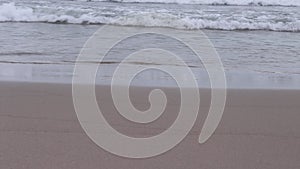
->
0, 22, 299, 89
1, 0, 300, 31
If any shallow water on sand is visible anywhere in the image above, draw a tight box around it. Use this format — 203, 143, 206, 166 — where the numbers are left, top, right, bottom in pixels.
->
0, 23, 299, 89
1, 23, 299, 75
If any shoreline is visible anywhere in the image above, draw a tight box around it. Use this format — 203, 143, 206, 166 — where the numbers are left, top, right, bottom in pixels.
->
1, 63, 299, 90
1, 1, 299, 168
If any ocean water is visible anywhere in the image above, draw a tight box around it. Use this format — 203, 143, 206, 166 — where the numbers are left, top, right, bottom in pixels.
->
1, 1, 300, 31
0, 0, 299, 88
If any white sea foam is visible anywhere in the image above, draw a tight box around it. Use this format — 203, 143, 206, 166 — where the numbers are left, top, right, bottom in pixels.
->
0, 2, 35, 22
95, 0, 300, 6
1, 2, 300, 32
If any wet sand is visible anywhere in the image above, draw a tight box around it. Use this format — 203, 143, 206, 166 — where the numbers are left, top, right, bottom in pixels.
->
0, 80, 299, 169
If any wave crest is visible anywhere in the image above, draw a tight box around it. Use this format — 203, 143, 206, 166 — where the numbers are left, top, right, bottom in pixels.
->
96, 0, 300, 6
1, 2, 300, 32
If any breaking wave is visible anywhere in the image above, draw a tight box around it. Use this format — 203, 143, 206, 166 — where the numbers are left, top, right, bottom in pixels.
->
1, 2, 300, 32
92, 0, 300, 6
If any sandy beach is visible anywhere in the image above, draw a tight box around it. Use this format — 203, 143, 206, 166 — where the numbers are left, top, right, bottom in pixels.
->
0, 79, 299, 169
1, 1, 300, 167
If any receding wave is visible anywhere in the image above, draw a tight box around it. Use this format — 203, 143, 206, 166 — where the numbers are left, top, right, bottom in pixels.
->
0, 52, 46, 56
1, 2, 300, 32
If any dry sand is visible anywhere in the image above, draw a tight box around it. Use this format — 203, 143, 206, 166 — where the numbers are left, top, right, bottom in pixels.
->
0, 81, 300, 169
